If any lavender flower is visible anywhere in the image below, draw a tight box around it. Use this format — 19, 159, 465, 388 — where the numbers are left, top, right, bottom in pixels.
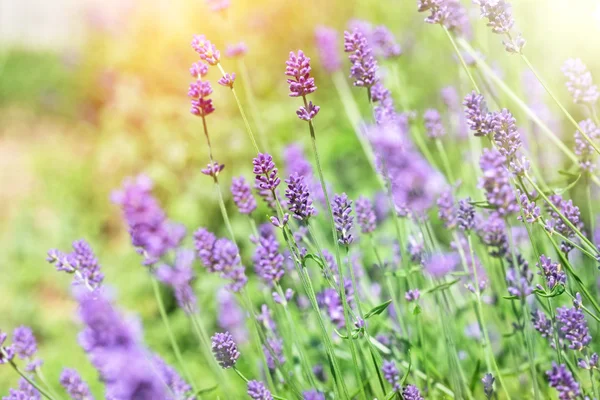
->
532, 309, 556, 347
382, 360, 400, 391
285, 173, 315, 221
506, 253, 533, 298
562, 58, 599, 106
574, 119, 600, 171
247, 380, 273, 400
189, 61, 208, 78
217, 288, 247, 344
47, 239, 104, 289
302, 390, 325, 400
517, 191, 540, 223
211, 331, 240, 368
12, 326, 37, 366
112, 175, 185, 265
424, 252, 459, 278
547, 362, 581, 400
545, 194, 584, 254
475, 0, 514, 34
405, 289, 420, 302
285, 50, 317, 97
479, 213, 509, 257
3, 378, 40, 400
557, 295, 591, 351
225, 42, 247, 58
155, 249, 197, 314
482, 373, 495, 399
253, 153, 281, 196
437, 188, 456, 229
491, 109, 521, 159
0, 331, 14, 364
418, 0, 470, 35
402, 385, 424, 400
355, 196, 376, 234
217, 73, 236, 88
191, 34, 220, 65
263, 337, 285, 370
188, 80, 215, 117
253, 232, 285, 285
457, 198, 475, 231
463, 91, 492, 137
537, 255, 566, 290
424, 108, 445, 138
152, 355, 195, 399
60, 368, 94, 400
479, 149, 518, 217
578, 353, 599, 370
332, 193, 354, 245
231, 176, 257, 215
317, 281, 354, 328
372, 26, 402, 58
314, 26, 341, 73
344, 29, 378, 89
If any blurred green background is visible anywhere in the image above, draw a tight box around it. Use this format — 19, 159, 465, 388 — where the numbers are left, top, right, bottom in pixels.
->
2, 0, 600, 396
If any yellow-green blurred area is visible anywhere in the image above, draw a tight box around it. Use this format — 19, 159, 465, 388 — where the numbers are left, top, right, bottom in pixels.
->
1, 0, 600, 395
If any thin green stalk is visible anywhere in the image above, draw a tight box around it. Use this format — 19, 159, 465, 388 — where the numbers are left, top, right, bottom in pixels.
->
150, 278, 197, 392
304, 106, 366, 400
237, 59, 268, 149
216, 63, 260, 153
442, 26, 480, 93
35, 366, 65, 400
521, 54, 600, 156
7, 358, 55, 400
435, 138, 455, 184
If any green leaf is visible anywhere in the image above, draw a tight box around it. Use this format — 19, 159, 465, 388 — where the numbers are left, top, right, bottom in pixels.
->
556, 173, 582, 194
399, 351, 412, 387
425, 278, 461, 294
303, 253, 325, 270
194, 384, 218, 395
469, 359, 482, 392
534, 285, 566, 298
412, 304, 422, 316
364, 299, 392, 319
502, 295, 520, 300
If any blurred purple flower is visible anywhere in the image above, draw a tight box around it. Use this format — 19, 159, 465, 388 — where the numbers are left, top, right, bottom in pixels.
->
479, 149, 518, 217
47, 239, 104, 289
191, 34, 220, 65
231, 176, 257, 215
60, 368, 94, 400
344, 29, 378, 89
315, 26, 342, 73
574, 119, 600, 172
155, 249, 197, 314
424, 252, 459, 278
332, 193, 354, 245
557, 294, 591, 351
562, 58, 599, 106
355, 196, 377, 234
437, 188, 456, 229
537, 254, 566, 290
225, 42, 247, 58
218, 73, 236, 89
382, 360, 400, 391
372, 26, 402, 58
424, 108, 445, 138
253, 232, 285, 286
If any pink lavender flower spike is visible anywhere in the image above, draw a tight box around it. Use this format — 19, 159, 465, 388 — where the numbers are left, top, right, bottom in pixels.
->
201, 161, 225, 178
231, 176, 257, 215
285, 50, 317, 98
225, 42, 248, 58
314, 26, 341, 73
191, 34, 220, 65
344, 29, 378, 90
218, 72, 236, 88
60, 368, 94, 400
247, 380, 273, 400
562, 59, 599, 106
547, 362, 581, 399
332, 193, 354, 245
211, 331, 240, 368
189, 80, 215, 117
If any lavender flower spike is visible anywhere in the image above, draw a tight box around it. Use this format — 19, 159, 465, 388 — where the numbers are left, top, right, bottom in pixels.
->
402, 385, 424, 400
344, 29, 378, 89
424, 108, 445, 138
0, 331, 14, 364
12, 326, 37, 360
253, 232, 285, 286
556, 294, 591, 351
482, 373, 495, 399
355, 196, 376, 234
547, 362, 581, 400
285, 173, 315, 221
479, 149, 518, 217
314, 26, 341, 73
491, 108, 521, 159
286, 50, 320, 121
574, 119, 600, 172
457, 198, 475, 231
332, 193, 354, 245
562, 58, 599, 106
247, 380, 273, 400
382, 360, 400, 391
464, 91, 492, 137
60, 368, 94, 400
191, 34, 220, 65
537, 254, 566, 290
231, 176, 257, 215
211, 331, 240, 368
253, 153, 281, 192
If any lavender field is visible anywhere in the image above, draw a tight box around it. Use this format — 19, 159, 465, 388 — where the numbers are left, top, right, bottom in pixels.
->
2, 0, 600, 399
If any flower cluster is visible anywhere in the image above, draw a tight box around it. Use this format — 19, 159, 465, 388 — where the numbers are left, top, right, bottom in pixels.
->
479, 149, 519, 217
562, 58, 599, 106
285, 50, 320, 121
556, 294, 592, 351
332, 193, 354, 245
545, 194, 584, 254
537, 254, 566, 290
344, 29, 378, 89
47, 239, 104, 289
424, 108, 445, 138
252, 231, 285, 286
211, 331, 240, 368
355, 196, 377, 234
382, 360, 400, 391
547, 362, 581, 400
314, 26, 342, 73
231, 176, 258, 215
574, 119, 600, 172
285, 173, 315, 221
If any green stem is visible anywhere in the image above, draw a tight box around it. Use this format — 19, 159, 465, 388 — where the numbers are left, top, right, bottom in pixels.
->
7, 358, 55, 400
435, 138, 455, 184
442, 26, 480, 93
150, 278, 197, 391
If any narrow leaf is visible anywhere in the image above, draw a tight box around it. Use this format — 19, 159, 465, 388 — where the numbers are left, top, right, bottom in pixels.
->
364, 299, 392, 319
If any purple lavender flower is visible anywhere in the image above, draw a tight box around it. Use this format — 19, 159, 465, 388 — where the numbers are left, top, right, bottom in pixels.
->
479, 149, 518, 217
218, 73, 236, 88
201, 161, 225, 178
355, 196, 377, 234
152, 355, 194, 399
285, 173, 315, 221
547, 362, 581, 400
402, 385, 424, 400
263, 337, 285, 370
188, 80, 215, 117
302, 390, 325, 400
112, 175, 185, 265
382, 360, 400, 391
317, 281, 354, 328
247, 380, 273, 400
189, 61, 208, 78
506, 253, 533, 298
211, 331, 240, 368
372, 26, 402, 58
479, 213, 509, 258
191, 34, 220, 65
517, 191, 540, 223
574, 119, 600, 171
314, 26, 341, 73
12, 326, 37, 362
491, 109, 521, 158
475, 0, 514, 34
557, 295, 591, 351
231, 176, 257, 215
155, 249, 197, 314
463, 91, 492, 137
297, 101, 320, 121
4, 378, 40, 400
285, 50, 317, 97
405, 289, 420, 302
344, 29, 378, 89
457, 198, 475, 231
312, 364, 326, 382
47, 239, 104, 289
253, 232, 285, 286
562, 58, 599, 106
60, 368, 94, 400
424, 252, 459, 278
545, 194, 584, 254
332, 193, 354, 245
537, 255, 566, 290
482, 373, 495, 399
253, 153, 281, 194
225, 42, 247, 58
578, 353, 599, 370
217, 288, 247, 344
532, 309, 556, 347
424, 108, 445, 138
437, 188, 457, 229
0, 331, 14, 364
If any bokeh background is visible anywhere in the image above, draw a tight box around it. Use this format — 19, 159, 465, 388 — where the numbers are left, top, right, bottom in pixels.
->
2, 0, 600, 395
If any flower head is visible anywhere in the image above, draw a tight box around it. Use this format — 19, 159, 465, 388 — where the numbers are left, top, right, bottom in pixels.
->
457, 198, 475, 231
201, 161, 225, 178
225, 42, 247, 58
218, 73, 236, 88
557, 295, 591, 351
302, 390, 325, 400
47, 239, 104, 289
402, 385, 424, 400
285, 173, 315, 221
247, 380, 273, 400
12, 326, 37, 360
190, 61, 209, 78
211, 331, 240, 368
60, 368, 94, 400
332, 193, 354, 245
0, 331, 14, 364
537, 254, 566, 290
562, 58, 599, 106
547, 362, 581, 400
155, 249, 197, 314
479, 213, 509, 258
253, 153, 281, 192
344, 29, 378, 89
506, 253, 533, 298
574, 119, 600, 172
285, 50, 317, 97
437, 188, 456, 229
491, 108, 521, 159
315, 26, 342, 73
231, 177, 257, 215
424, 252, 459, 278
475, 0, 514, 34
355, 196, 377, 234
372, 26, 402, 58
545, 194, 584, 254
405, 289, 420, 302
464, 91, 493, 136
191, 34, 220, 65
382, 360, 400, 391
424, 108, 445, 138
253, 232, 285, 286
479, 149, 518, 217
